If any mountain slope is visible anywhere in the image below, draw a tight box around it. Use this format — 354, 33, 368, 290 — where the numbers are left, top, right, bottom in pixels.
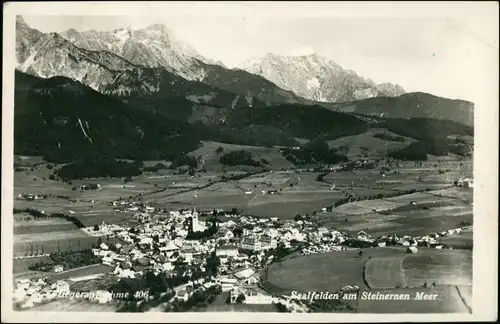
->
14, 71, 205, 163
237, 53, 405, 103
57, 23, 306, 105
60, 24, 213, 80
333, 92, 474, 126
15, 30, 263, 108
15, 16, 44, 65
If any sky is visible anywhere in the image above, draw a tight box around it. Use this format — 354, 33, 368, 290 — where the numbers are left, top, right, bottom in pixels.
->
18, 2, 499, 105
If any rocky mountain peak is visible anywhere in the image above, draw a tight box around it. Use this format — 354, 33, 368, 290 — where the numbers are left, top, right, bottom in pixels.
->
237, 52, 405, 103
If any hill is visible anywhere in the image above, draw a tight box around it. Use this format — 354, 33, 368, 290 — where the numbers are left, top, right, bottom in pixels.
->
333, 92, 474, 126
13, 71, 474, 177
13, 71, 203, 165
187, 141, 295, 171
327, 128, 416, 158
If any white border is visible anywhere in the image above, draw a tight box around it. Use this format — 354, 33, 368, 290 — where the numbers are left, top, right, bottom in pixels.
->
2, 1, 498, 322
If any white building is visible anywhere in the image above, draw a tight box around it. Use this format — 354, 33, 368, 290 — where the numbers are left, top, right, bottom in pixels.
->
215, 276, 238, 292
240, 237, 262, 252
216, 245, 239, 257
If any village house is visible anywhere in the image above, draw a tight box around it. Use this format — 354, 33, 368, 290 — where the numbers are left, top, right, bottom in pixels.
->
232, 267, 259, 285
260, 235, 277, 250
215, 276, 238, 292
216, 245, 239, 258
240, 237, 262, 252
215, 228, 235, 241
53, 265, 64, 273
406, 246, 418, 253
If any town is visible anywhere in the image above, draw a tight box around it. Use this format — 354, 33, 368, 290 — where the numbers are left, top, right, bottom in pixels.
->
13, 194, 472, 312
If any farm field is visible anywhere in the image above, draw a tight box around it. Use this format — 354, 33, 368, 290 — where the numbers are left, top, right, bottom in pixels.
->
326, 128, 416, 158
440, 231, 473, 248
364, 256, 408, 288
14, 235, 101, 257
14, 214, 72, 226
48, 264, 113, 281
429, 187, 473, 202
187, 141, 294, 171
13, 256, 53, 274
24, 299, 119, 312
364, 248, 472, 289
14, 223, 78, 235
14, 230, 89, 244
402, 249, 472, 287
356, 286, 471, 313
264, 248, 405, 295
147, 172, 347, 219
318, 202, 472, 237
333, 199, 404, 215
264, 247, 472, 313
199, 303, 278, 312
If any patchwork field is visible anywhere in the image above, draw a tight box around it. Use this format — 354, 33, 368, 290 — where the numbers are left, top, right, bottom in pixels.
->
364, 256, 408, 289
264, 247, 472, 313
13, 256, 54, 274
263, 248, 405, 295
327, 128, 416, 158
24, 299, 119, 312
364, 249, 472, 289
440, 230, 473, 248
188, 141, 294, 171
146, 171, 347, 219
48, 264, 113, 281
14, 233, 101, 257
402, 250, 472, 287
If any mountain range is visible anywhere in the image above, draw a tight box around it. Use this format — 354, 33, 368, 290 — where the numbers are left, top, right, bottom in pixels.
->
13, 15, 474, 176
237, 53, 405, 103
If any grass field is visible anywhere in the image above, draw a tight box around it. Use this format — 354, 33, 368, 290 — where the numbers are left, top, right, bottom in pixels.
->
318, 200, 472, 237
25, 299, 119, 312
364, 256, 408, 289
402, 249, 472, 287
14, 235, 101, 257
264, 247, 472, 313
264, 248, 405, 294
48, 264, 113, 281
327, 128, 416, 158
13, 256, 54, 274
146, 171, 346, 219
440, 231, 473, 248
188, 141, 294, 171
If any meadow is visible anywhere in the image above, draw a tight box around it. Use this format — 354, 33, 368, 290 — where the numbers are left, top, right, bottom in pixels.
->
264, 247, 472, 313
264, 248, 403, 294
402, 249, 472, 287
25, 299, 119, 312
187, 141, 294, 171
48, 264, 113, 281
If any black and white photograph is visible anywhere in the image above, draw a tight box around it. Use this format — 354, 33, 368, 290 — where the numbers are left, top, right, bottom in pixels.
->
2, 1, 498, 322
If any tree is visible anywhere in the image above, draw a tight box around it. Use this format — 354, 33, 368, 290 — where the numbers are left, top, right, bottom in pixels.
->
93, 224, 100, 231
215, 146, 224, 154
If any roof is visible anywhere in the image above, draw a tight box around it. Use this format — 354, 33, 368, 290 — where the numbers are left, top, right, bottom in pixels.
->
217, 245, 239, 251
233, 268, 255, 279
